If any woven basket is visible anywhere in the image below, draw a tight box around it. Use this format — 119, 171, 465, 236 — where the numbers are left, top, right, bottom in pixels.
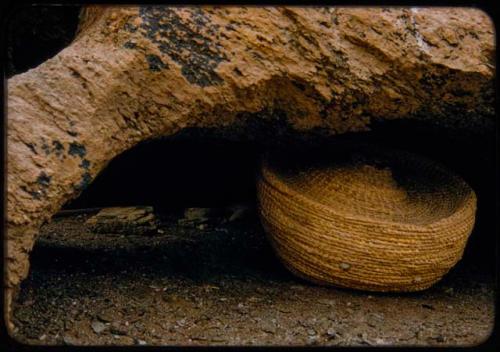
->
257, 144, 477, 292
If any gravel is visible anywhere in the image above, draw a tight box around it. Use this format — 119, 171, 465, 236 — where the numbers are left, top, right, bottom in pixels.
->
10, 210, 495, 346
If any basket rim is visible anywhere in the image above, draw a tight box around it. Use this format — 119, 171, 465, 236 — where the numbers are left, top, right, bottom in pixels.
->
260, 151, 477, 230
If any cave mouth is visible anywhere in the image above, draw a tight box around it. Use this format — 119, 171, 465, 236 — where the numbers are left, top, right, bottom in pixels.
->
49, 121, 495, 272
63, 134, 264, 212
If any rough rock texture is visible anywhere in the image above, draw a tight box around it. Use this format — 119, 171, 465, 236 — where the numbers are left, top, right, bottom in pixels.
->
6, 6, 495, 330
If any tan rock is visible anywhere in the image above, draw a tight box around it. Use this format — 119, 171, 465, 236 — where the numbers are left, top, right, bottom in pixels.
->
85, 206, 157, 234
5, 6, 494, 330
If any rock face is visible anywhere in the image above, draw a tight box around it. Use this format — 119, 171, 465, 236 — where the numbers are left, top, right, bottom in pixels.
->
5, 6, 495, 329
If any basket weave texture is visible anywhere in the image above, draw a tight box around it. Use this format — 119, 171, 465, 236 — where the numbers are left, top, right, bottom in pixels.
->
257, 145, 477, 292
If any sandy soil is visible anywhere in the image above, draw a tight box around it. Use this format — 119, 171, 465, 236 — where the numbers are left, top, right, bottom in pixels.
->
10, 209, 495, 346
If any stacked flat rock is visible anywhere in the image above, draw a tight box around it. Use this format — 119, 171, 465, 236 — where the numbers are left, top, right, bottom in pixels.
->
85, 206, 157, 235
257, 144, 477, 292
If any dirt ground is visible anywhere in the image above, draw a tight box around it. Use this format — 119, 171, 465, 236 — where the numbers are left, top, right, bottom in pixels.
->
10, 208, 495, 347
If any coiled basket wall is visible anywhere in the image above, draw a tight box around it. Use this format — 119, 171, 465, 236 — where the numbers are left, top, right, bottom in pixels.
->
257, 144, 477, 292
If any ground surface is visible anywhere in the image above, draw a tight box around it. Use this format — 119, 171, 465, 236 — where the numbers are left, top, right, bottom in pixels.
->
11, 208, 495, 346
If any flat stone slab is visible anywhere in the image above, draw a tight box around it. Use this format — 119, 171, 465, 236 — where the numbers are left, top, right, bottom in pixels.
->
85, 206, 157, 235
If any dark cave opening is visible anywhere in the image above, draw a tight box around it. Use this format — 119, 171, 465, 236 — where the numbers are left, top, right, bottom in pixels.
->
56, 122, 495, 274
63, 136, 263, 211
